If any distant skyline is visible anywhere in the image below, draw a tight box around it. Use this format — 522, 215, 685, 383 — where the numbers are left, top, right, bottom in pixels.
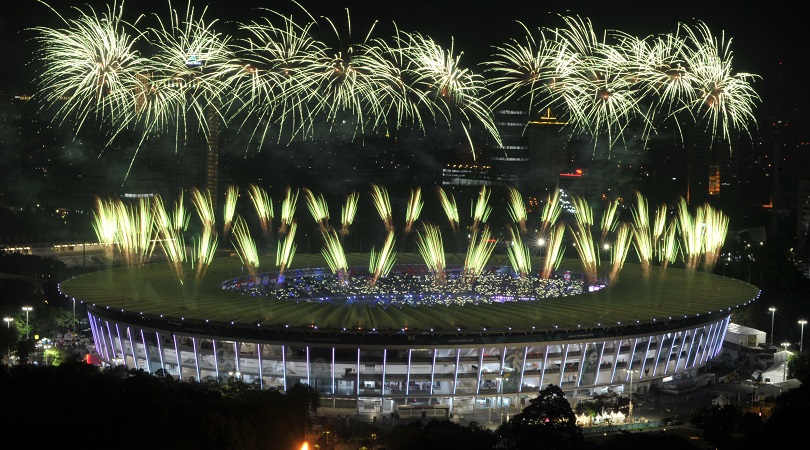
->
1, 0, 806, 116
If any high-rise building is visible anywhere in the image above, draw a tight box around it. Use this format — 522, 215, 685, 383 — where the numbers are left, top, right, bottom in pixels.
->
526, 108, 568, 192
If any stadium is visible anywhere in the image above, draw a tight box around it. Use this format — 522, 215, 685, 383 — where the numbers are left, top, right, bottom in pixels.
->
58, 250, 760, 418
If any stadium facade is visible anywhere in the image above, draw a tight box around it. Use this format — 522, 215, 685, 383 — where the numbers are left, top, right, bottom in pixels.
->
63, 256, 761, 417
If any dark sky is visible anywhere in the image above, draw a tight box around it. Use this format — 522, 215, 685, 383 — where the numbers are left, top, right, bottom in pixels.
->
1, 0, 806, 113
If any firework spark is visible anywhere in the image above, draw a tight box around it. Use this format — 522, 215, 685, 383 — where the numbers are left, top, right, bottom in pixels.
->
470, 185, 492, 232
507, 187, 528, 234
464, 225, 497, 282
404, 186, 424, 235
369, 230, 397, 287
153, 194, 186, 284
222, 184, 239, 239
279, 186, 299, 235
341, 191, 359, 236
609, 222, 633, 283
416, 222, 446, 284
276, 219, 297, 276
230, 214, 259, 276
437, 186, 459, 234
321, 228, 349, 284
371, 183, 394, 233
247, 183, 274, 238
541, 223, 566, 279
506, 225, 531, 277
304, 187, 331, 233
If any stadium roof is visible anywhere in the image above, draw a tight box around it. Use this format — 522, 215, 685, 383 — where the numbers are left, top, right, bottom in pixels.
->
60, 253, 760, 337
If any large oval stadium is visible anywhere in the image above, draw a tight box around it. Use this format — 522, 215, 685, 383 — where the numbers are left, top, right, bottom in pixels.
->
59, 251, 760, 417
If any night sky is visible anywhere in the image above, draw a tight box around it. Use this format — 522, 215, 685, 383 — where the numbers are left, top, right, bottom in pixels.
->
1, 0, 806, 115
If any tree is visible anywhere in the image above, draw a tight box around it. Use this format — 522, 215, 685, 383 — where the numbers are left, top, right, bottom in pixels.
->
498, 384, 585, 450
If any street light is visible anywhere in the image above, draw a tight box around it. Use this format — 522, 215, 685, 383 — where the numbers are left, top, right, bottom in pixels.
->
769, 307, 777, 348
22, 306, 32, 339
799, 320, 807, 353
626, 368, 638, 421
781, 342, 790, 381
72, 298, 76, 334
3, 317, 13, 365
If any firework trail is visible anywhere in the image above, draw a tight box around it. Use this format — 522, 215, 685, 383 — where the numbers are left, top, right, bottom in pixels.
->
303, 187, 331, 234
404, 186, 424, 235
247, 183, 274, 238
569, 195, 598, 283
189, 186, 217, 251
222, 184, 239, 239
506, 225, 531, 277
659, 221, 680, 269
507, 187, 528, 234
464, 225, 497, 282
192, 222, 218, 282
279, 186, 299, 235
92, 195, 120, 264
437, 187, 459, 234
600, 197, 620, 243
652, 203, 668, 246
171, 190, 191, 232
608, 222, 633, 283
676, 197, 702, 271
341, 191, 359, 236
416, 222, 446, 284
153, 194, 186, 284
699, 203, 729, 272
371, 183, 394, 233
470, 186, 492, 233
539, 190, 562, 237
369, 230, 397, 288
230, 214, 259, 277
541, 223, 566, 279
115, 197, 157, 270
630, 191, 653, 276
321, 228, 349, 284
276, 219, 297, 276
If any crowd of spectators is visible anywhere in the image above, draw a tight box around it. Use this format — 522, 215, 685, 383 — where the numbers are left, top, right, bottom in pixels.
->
224, 265, 600, 307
